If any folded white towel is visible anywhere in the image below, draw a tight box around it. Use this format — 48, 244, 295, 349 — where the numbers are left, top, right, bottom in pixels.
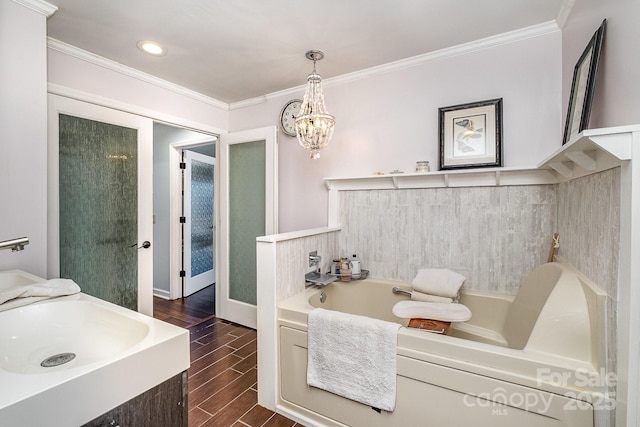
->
307, 308, 401, 412
411, 291, 453, 303
0, 278, 81, 312
392, 300, 472, 322
411, 268, 466, 298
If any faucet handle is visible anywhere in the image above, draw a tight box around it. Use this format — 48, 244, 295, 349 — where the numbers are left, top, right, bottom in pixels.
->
309, 251, 321, 267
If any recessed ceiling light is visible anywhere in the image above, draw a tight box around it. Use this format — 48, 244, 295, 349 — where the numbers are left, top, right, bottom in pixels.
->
137, 40, 167, 56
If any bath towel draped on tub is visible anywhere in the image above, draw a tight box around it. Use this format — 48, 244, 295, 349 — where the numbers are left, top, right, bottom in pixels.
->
0, 279, 81, 311
306, 307, 401, 412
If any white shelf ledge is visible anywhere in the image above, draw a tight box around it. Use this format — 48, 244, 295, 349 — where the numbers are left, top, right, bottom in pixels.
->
324, 167, 557, 191
324, 125, 640, 191
537, 125, 639, 181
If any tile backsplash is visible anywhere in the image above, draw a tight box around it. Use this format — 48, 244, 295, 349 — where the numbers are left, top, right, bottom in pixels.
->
338, 185, 557, 295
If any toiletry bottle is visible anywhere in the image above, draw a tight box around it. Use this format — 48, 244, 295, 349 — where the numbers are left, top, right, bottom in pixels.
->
340, 258, 351, 282
350, 254, 361, 279
331, 259, 340, 275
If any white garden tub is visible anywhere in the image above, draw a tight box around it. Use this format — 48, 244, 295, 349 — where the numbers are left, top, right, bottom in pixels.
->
277, 260, 611, 427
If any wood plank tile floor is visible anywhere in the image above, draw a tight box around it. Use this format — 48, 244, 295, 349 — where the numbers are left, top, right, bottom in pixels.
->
153, 286, 299, 427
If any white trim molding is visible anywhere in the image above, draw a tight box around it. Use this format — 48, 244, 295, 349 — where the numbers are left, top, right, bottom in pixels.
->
11, 0, 57, 16
48, 83, 228, 136
556, 0, 577, 29
47, 38, 229, 111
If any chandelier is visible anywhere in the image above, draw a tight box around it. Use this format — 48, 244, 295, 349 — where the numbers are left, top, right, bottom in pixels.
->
295, 50, 335, 159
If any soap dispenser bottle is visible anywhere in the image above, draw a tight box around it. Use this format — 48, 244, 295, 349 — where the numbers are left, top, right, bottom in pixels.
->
350, 254, 361, 279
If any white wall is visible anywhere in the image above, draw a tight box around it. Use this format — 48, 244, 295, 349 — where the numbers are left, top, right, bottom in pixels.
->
561, 0, 640, 129
47, 48, 229, 129
0, 1, 52, 277
230, 28, 563, 233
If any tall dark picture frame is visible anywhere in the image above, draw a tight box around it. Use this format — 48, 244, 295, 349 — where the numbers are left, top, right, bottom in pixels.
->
439, 98, 503, 170
562, 19, 606, 145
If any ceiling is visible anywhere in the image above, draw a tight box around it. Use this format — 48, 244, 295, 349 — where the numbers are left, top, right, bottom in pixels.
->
46, 0, 564, 105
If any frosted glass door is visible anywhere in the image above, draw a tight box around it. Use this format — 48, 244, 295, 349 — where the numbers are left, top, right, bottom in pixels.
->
218, 126, 277, 329
47, 95, 154, 315
59, 114, 139, 309
184, 151, 215, 296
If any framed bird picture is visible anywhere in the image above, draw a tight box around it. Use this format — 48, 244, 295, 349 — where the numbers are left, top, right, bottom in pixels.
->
439, 98, 503, 170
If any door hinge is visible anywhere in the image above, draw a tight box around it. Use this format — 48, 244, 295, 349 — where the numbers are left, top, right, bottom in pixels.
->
179, 216, 186, 223
179, 162, 186, 169
179, 270, 186, 277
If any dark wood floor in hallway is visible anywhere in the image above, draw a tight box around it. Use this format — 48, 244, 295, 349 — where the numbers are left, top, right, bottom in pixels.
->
153, 286, 299, 427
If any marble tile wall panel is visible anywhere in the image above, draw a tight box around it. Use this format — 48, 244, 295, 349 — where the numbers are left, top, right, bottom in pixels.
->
557, 168, 620, 379
557, 168, 620, 297
338, 185, 557, 295
274, 231, 340, 303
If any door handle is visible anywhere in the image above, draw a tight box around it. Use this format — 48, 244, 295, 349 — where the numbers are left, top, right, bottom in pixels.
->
131, 241, 151, 249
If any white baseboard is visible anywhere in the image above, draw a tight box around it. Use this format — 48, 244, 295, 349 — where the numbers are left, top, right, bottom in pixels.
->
153, 288, 171, 300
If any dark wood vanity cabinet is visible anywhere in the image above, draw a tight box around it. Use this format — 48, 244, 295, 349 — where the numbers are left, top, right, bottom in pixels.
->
82, 371, 187, 427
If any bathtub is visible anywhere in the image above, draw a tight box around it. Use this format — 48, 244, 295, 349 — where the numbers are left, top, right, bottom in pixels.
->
277, 260, 611, 427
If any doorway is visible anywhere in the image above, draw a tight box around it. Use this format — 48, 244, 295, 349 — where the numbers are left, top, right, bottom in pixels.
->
152, 123, 217, 303
163, 126, 277, 330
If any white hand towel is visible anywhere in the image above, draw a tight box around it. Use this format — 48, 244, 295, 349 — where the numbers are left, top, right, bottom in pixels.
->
411, 268, 466, 298
307, 308, 401, 412
392, 300, 472, 322
410, 291, 453, 303
0, 278, 81, 311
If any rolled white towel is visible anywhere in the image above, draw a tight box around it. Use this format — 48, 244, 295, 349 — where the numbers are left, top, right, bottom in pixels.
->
0, 278, 81, 305
411, 268, 466, 298
392, 300, 472, 322
410, 291, 453, 304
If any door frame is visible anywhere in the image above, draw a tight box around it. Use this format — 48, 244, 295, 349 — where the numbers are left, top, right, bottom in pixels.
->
47, 94, 154, 315
168, 137, 218, 300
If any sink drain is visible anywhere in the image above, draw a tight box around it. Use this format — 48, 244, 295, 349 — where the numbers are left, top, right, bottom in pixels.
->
40, 352, 76, 368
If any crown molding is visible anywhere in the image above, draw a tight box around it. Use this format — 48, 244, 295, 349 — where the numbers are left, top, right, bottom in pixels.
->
47, 37, 230, 111
48, 19, 560, 113
11, 0, 57, 16
556, 0, 576, 29
230, 20, 560, 110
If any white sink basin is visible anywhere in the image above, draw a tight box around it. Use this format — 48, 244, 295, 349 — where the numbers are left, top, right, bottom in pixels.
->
0, 299, 149, 374
0, 271, 190, 426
